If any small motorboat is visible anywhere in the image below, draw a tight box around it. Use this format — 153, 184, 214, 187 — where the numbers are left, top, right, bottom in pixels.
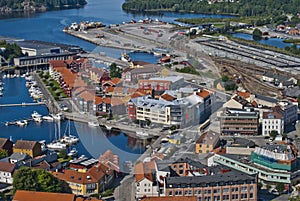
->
43, 115, 54, 121
31, 111, 42, 119
33, 116, 42, 123
16, 120, 28, 127
47, 141, 67, 150
51, 113, 64, 121
60, 135, 79, 145
67, 148, 78, 157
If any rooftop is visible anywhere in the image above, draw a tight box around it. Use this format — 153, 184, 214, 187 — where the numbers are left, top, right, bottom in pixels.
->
13, 190, 75, 201
14, 140, 39, 150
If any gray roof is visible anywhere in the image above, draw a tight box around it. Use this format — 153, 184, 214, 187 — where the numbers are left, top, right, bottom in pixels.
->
283, 86, 300, 98
9, 153, 31, 161
255, 94, 278, 104
166, 168, 256, 187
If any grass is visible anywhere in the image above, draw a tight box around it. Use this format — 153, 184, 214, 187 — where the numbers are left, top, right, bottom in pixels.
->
101, 188, 115, 197
57, 156, 72, 163
39, 72, 68, 99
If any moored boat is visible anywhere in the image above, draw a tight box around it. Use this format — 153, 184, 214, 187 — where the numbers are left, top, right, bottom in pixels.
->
16, 120, 28, 127
67, 148, 78, 157
43, 115, 54, 121
47, 141, 67, 150
31, 111, 42, 119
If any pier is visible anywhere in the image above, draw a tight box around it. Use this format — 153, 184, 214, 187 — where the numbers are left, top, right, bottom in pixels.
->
0, 102, 46, 107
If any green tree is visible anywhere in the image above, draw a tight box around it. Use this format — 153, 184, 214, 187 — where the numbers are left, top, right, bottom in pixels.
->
59, 149, 68, 159
275, 183, 285, 194
269, 130, 278, 139
0, 150, 8, 158
252, 28, 262, 41
109, 63, 123, 78
13, 167, 66, 193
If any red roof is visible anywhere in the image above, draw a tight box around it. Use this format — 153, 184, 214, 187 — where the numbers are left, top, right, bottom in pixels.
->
13, 190, 75, 201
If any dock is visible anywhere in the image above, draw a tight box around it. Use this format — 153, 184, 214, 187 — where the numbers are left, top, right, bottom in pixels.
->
0, 102, 46, 107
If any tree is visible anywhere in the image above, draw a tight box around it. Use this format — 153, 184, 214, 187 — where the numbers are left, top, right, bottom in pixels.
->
109, 63, 122, 78
252, 28, 262, 41
59, 149, 68, 159
275, 183, 285, 194
13, 167, 66, 193
269, 130, 278, 139
0, 150, 8, 159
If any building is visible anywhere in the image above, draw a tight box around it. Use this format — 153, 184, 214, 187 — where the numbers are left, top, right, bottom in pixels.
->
137, 76, 184, 92
13, 140, 42, 158
12, 190, 104, 201
53, 163, 114, 196
141, 196, 197, 201
275, 101, 298, 126
220, 108, 259, 135
195, 131, 220, 154
262, 110, 284, 136
135, 160, 159, 199
0, 138, 13, 156
223, 94, 253, 109
122, 64, 166, 84
154, 158, 257, 201
212, 142, 300, 184
225, 137, 255, 155
262, 72, 297, 88
0, 162, 16, 184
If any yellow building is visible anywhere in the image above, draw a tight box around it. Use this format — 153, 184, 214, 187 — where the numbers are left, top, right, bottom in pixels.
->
53, 163, 114, 196
195, 131, 220, 154
13, 140, 42, 158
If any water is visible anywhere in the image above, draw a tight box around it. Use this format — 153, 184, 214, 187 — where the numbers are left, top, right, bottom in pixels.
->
0, 77, 150, 166
0, 0, 232, 164
232, 32, 298, 49
0, 0, 233, 55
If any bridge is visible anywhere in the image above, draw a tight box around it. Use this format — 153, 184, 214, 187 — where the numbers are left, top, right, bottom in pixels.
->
0, 102, 46, 107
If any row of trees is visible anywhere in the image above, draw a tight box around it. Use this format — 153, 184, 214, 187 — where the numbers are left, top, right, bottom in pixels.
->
122, 0, 300, 17
0, 0, 87, 10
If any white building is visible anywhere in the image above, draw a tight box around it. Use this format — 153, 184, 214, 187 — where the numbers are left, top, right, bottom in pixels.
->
135, 161, 159, 199
262, 110, 284, 136
0, 162, 16, 184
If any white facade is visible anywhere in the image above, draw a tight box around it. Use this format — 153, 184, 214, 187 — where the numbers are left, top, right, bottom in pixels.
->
136, 178, 159, 198
262, 117, 284, 136
0, 170, 13, 184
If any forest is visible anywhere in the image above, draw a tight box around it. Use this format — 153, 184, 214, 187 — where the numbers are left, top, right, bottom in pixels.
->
0, 0, 87, 11
122, 0, 300, 17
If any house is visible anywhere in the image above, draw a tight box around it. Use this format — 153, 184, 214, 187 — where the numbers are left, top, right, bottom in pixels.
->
0, 138, 13, 156
135, 160, 159, 199
12, 190, 104, 201
53, 163, 114, 196
0, 161, 16, 184
13, 140, 42, 158
223, 94, 253, 109
195, 131, 220, 154
138, 76, 184, 92
98, 150, 120, 173
262, 110, 284, 136
88, 67, 110, 84
275, 101, 298, 126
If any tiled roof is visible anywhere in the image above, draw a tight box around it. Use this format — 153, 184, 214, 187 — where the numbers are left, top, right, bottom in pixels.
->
13, 190, 75, 201
53, 169, 98, 184
98, 150, 120, 172
161, 93, 176, 101
236, 91, 251, 99
0, 162, 15, 173
111, 97, 124, 106
14, 140, 39, 150
95, 96, 103, 105
77, 90, 95, 102
49, 60, 67, 68
196, 89, 211, 99
135, 160, 156, 182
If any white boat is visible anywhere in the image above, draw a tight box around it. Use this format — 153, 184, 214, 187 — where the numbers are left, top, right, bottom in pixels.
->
47, 141, 67, 150
88, 121, 99, 127
31, 111, 42, 119
136, 131, 149, 137
3, 75, 6, 79
33, 116, 42, 123
105, 125, 112, 130
61, 119, 79, 144
51, 113, 64, 121
67, 148, 78, 157
43, 115, 54, 121
16, 120, 28, 126
0, 92, 3, 96
121, 50, 131, 62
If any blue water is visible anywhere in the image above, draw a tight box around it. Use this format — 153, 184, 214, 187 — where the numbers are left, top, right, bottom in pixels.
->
0, 77, 149, 165
232, 32, 297, 49
0, 0, 233, 165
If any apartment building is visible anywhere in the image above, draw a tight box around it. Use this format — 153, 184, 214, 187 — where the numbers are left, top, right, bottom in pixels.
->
195, 131, 220, 154
220, 108, 259, 135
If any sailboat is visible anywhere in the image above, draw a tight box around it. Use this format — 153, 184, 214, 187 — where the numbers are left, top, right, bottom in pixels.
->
47, 122, 67, 150
60, 119, 79, 145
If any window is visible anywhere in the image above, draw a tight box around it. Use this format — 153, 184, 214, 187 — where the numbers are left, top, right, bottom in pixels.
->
169, 191, 173, 196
